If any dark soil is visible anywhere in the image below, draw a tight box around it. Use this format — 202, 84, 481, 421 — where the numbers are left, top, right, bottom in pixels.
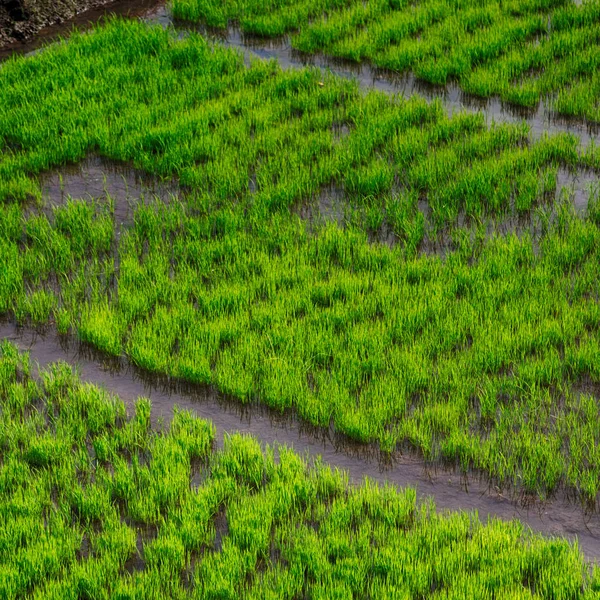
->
0, 0, 119, 46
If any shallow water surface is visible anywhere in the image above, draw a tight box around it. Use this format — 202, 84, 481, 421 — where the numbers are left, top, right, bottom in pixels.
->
39, 155, 180, 225
178, 19, 600, 147
2, 0, 600, 563
294, 165, 597, 252
2, 321, 600, 561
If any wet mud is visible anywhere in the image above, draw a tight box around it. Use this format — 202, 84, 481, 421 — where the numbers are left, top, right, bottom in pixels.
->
0, 0, 114, 48
2, 321, 600, 562
0, 0, 166, 60
39, 155, 180, 225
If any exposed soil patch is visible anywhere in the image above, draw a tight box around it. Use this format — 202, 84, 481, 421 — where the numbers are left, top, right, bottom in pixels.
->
0, 0, 166, 57
0, 0, 115, 46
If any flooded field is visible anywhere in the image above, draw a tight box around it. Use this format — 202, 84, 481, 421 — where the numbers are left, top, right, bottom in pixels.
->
2, 1, 600, 596
2, 337, 596, 596
39, 155, 180, 225
3, 321, 600, 561
2, 2, 600, 147
205, 24, 600, 147
171, 0, 600, 125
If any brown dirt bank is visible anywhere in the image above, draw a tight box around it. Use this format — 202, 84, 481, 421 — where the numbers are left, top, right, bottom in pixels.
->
0, 0, 166, 48
0, 0, 111, 45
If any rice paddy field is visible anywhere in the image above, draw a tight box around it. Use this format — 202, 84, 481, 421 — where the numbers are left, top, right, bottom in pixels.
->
171, 0, 600, 122
1, 342, 600, 598
1, 0, 600, 596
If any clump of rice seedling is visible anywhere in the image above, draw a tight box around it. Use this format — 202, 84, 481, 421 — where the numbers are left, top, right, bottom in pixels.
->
0, 344, 596, 597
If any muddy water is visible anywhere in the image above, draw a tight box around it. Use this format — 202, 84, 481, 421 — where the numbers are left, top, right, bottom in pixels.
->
2, 322, 600, 561
40, 155, 180, 225
230, 36, 599, 146
294, 166, 596, 251
3, 0, 600, 561
557, 167, 599, 211
166, 17, 600, 148
37, 147, 597, 246
40, 157, 591, 255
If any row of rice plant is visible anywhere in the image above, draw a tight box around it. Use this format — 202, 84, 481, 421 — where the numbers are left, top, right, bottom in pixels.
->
1, 20, 599, 232
0, 342, 598, 598
3, 179, 600, 501
171, 0, 600, 122
2, 19, 600, 502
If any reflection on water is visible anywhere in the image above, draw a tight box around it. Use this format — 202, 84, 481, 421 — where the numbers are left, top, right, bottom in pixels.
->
39, 155, 180, 225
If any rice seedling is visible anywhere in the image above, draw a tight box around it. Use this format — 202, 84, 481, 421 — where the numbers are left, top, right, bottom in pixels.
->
172, 0, 600, 122
0, 18, 600, 504
1, 20, 598, 229
0, 343, 598, 598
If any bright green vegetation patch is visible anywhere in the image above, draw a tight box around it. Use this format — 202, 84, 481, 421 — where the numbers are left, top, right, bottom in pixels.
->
0, 343, 598, 599
1, 20, 600, 232
2, 20, 600, 503
171, 0, 600, 122
5, 188, 600, 501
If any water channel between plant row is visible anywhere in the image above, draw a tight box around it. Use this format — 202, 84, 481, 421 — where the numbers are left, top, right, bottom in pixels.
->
0, 0, 599, 148
3, 0, 600, 564
3, 0, 600, 226
37, 155, 597, 256
2, 322, 600, 562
